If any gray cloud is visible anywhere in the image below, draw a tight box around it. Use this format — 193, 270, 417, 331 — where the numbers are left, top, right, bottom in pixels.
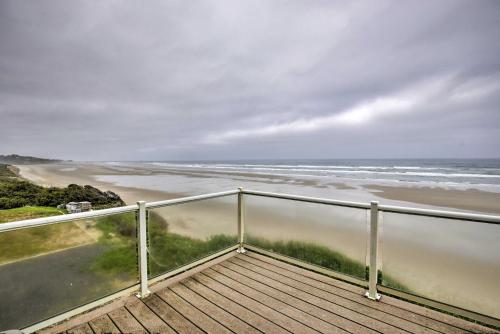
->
1, 0, 499, 160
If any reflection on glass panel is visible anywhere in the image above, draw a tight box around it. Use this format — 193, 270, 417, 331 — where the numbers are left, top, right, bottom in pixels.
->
245, 195, 368, 279
148, 195, 238, 278
380, 212, 500, 318
0, 212, 138, 330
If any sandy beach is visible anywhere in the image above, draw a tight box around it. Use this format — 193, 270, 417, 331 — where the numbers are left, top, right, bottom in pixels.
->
16, 163, 184, 204
16, 162, 500, 213
13, 162, 500, 318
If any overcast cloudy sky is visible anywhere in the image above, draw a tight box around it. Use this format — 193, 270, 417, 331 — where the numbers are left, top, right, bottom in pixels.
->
1, 0, 499, 161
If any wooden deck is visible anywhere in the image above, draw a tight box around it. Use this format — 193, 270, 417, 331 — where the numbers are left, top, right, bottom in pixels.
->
39, 251, 497, 334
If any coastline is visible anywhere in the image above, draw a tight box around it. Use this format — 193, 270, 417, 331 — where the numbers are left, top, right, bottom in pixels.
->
12, 162, 500, 318
15, 163, 184, 205
16, 162, 500, 214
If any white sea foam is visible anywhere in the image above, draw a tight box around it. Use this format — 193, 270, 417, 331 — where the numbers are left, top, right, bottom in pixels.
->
142, 160, 500, 186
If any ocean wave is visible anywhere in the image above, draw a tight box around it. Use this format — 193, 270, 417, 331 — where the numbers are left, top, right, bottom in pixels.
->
157, 165, 499, 178
145, 162, 500, 183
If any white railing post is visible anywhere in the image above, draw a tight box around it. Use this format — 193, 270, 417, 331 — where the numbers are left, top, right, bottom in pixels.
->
137, 201, 150, 298
237, 187, 246, 253
365, 201, 381, 300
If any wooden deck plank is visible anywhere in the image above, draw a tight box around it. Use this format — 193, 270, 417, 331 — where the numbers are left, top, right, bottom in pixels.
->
181, 278, 290, 334
171, 282, 262, 334
235, 255, 470, 334
143, 294, 204, 334
156, 288, 233, 334
381, 296, 499, 334
193, 272, 319, 334
245, 252, 365, 294
244, 252, 496, 333
212, 263, 397, 334
211, 262, 378, 334
216, 262, 409, 334
88, 315, 120, 334
203, 268, 345, 334
66, 323, 94, 334
39, 252, 497, 334
125, 299, 176, 334
229, 256, 443, 334
107, 307, 147, 334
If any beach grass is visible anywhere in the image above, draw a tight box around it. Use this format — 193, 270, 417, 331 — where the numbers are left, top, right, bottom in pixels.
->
246, 235, 410, 292
246, 235, 367, 278
90, 212, 238, 277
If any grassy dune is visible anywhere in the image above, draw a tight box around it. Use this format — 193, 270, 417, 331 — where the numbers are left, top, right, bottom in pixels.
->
90, 212, 237, 277
0, 206, 64, 223
0, 206, 100, 264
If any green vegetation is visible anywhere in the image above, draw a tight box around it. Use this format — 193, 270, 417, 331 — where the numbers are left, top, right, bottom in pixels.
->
90, 212, 237, 278
247, 236, 366, 278
378, 270, 410, 292
0, 206, 64, 223
0, 154, 62, 165
0, 164, 124, 210
148, 233, 236, 276
0, 164, 17, 178
246, 235, 410, 292
0, 206, 99, 264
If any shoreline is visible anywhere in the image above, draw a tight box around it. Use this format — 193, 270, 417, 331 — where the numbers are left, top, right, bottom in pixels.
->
16, 163, 185, 205
16, 162, 500, 214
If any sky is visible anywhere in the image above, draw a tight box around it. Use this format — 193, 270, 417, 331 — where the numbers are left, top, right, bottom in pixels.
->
1, 0, 500, 161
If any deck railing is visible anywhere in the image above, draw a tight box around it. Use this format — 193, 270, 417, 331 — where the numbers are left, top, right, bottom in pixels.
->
0, 188, 499, 332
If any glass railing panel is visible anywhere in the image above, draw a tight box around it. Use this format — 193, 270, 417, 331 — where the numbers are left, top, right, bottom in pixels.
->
380, 212, 500, 318
244, 195, 368, 279
0, 212, 138, 330
147, 195, 238, 278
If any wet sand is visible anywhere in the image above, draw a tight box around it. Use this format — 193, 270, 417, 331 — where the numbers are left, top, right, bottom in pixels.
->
364, 184, 500, 214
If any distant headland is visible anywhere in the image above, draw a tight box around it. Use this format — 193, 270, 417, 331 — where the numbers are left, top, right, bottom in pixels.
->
0, 154, 67, 165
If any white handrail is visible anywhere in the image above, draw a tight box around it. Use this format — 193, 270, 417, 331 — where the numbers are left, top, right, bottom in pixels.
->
242, 189, 500, 224
2, 188, 499, 233
378, 204, 500, 224
0, 189, 240, 233
146, 189, 239, 209
242, 189, 371, 209
0, 204, 139, 232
